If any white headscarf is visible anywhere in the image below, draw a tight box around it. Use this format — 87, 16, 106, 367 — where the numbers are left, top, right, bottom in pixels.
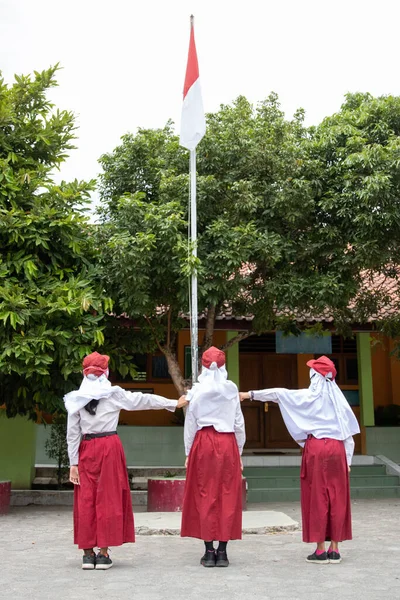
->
187, 360, 239, 420
64, 373, 124, 415
272, 368, 360, 445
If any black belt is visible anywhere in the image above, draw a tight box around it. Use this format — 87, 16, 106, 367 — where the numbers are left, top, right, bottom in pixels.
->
82, 431, 117, 441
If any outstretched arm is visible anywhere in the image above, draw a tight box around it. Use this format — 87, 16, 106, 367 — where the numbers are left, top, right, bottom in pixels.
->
239, 389, 286, 403
114, 390, 187, 412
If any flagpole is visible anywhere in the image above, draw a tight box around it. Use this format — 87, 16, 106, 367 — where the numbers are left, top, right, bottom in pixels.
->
190, 147, 198, 383
180, 13, 204, 384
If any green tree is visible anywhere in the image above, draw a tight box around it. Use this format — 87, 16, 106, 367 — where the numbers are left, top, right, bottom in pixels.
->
0, 66, 112, 418
96, 95, 316, 393
97, 93, 400, 394
300, 92, 400, 329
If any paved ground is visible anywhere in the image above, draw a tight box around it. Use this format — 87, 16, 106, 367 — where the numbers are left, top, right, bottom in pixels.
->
2, 499, 400, 600
134, 509, 298, 534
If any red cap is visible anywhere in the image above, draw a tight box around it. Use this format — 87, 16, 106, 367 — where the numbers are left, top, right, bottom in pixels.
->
201, 346, 226, 369
82, 352, 110, 377
306, 355, 337, 379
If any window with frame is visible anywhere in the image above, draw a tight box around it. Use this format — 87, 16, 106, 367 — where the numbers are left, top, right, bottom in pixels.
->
131, 353, 148, 382
116, 352, 172, 383
324, 335, 358, 386
151, 353, 171, 380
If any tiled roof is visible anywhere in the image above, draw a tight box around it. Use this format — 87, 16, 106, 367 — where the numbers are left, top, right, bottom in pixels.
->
204, 271, 399, 324
115, 271, 399, 326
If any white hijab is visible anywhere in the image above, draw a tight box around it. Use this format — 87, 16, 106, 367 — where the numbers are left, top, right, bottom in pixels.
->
275, 368, 360, 445
187, 361, 238, 406
64, 373, 124, 415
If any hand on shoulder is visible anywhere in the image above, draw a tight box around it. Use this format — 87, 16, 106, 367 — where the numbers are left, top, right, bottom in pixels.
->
239, 392, 250, 402
177, 395, 188, 409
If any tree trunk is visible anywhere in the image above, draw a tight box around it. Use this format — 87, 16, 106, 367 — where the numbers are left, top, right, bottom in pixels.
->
163, 348, 186, 396
201, 304, 216, 353
198, 304, 217, 371
220, 331, 254, 350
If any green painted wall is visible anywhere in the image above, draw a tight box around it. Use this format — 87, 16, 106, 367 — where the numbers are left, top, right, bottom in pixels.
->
0, 413, 37, 488
357, 333, 375, 426
36, 425, 185, 467
226, 331, 240, 386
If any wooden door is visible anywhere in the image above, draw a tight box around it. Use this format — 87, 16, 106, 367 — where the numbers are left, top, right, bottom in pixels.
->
262, 355, 298, 449
239, 353, 265, 448
239, 353, 298, 449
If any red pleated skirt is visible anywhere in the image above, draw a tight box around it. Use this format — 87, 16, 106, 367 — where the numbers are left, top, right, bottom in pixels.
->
181, 426, 242, 541
73, 434, 135, 549
301, 436, 352, 543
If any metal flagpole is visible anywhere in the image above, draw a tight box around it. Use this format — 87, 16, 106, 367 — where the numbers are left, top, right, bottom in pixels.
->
190, 147, 198, 383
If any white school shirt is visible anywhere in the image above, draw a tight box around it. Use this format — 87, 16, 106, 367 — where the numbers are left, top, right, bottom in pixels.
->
67, 390, 177, 466
250, 379, 358, 466
184, 365, 246, 456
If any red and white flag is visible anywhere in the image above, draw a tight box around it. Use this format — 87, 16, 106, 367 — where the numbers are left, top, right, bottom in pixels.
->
180, 16, 206, 151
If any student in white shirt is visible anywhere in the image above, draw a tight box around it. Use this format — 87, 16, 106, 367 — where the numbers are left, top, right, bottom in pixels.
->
181, 346, 245, 568
240, 355, 360, 565
64, 351, 187, 571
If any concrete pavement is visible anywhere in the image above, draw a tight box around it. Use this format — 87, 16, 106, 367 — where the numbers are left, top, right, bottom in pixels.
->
134, 509, 298, 535
1, 499, 400, 600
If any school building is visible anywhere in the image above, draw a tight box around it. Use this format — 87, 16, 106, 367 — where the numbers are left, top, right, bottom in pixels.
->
2, 311, 400, 491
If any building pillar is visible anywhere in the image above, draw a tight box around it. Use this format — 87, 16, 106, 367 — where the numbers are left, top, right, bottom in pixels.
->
226, 331, 240, 386
357, 333, 375, 426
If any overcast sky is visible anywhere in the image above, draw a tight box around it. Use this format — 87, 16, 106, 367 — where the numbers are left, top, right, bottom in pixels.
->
1, 0, 399, 211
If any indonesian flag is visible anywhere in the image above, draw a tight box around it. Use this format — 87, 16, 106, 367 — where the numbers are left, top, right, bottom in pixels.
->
179, 16, 206, 151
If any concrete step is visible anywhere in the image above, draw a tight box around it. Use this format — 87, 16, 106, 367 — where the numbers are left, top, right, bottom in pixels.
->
245, 474, 400, 489
242, 455, 375, 467
247, 485, 400, 503
243, 465, 387, 477
350, 486, 400, 499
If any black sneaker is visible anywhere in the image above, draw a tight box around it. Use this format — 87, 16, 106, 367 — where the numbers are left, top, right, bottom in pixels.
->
96, 552, 113, 570
306, 550, 329, 564
215, 550, 229, 567
200, 550, 216, 567
328, 550, 342, 564
82, 553, 96, 570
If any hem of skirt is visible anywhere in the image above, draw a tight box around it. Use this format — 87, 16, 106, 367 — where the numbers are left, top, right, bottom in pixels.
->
180, 533, 242, 541
77, 538, 135, 549
302, 536, 352, 543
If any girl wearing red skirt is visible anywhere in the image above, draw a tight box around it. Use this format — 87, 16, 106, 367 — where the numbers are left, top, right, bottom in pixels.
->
181, 346, 245, 568
240, 355, 360, 565
64, 351, 187, 570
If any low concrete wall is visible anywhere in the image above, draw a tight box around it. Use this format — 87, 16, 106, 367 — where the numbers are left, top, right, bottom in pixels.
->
36, 424, 186, 467
11, 489, 147, 506
366, 427, 400, 463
